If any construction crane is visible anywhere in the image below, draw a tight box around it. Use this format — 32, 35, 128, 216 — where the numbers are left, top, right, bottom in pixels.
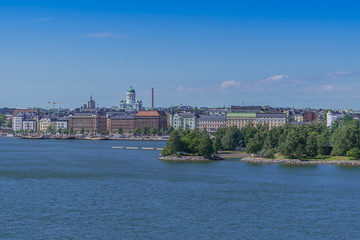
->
48, 102, 70, 111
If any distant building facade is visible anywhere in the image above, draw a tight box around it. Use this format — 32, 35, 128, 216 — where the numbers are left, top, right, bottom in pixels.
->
107, 113, 135, 134
39, 117, 56, 132
226, 112, 256, 128
68, 113, 107, 134
303, 112, 318, 122
170, 112, 197, 130
134, 111, 167, 132
256, 113, 287, 128
56, 117, 68, 132
327, 111, 344, 127
197, 115, 226, 134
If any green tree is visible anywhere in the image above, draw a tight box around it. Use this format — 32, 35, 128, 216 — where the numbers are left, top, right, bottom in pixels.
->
213, 127, 227, 151
246, 133, 264, 155
151, 127, 158, 135
167, 126, 174, 135
331, 124, 360, 156
198, 132, 214, 157
221, 126, 242, 150
0, 114, 6, 126
346, 148, 360, 160
117, 127, 123, 135
161, 130, 184, 156
265, 126, 282, 150
159, 128, 165, 136
143, 125, 150, 135
306, 132, 318, 157
134, 127, 141, 136
47, 125, 53, 134
279, 127, 307, 159
58, 128, 63, 134
7, 119, 12, 128
242, 124, 257, 146
317, 132, 329, 158
86, 128, 90, 135
343, 114, 353, 123
181, 129, 202, 154
80, 126, 85, 134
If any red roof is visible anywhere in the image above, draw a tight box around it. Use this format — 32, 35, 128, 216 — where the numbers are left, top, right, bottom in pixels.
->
135, 111, 160, 117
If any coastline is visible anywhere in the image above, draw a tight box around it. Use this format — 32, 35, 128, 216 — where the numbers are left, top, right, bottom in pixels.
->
240, 157, 360, 166
12, 135, 168, 141
159, 155, 224, 162
217, 152, 360, 166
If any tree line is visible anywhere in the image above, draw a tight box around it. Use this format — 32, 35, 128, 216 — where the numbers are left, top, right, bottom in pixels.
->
162, 116, 360, 160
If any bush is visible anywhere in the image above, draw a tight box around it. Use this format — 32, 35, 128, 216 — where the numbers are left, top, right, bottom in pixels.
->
262, 150, 275, 159
346, 148, 360, 160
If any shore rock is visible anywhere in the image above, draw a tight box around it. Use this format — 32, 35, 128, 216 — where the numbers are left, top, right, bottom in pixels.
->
241, 157, 360, 166
159, 155, 224, 162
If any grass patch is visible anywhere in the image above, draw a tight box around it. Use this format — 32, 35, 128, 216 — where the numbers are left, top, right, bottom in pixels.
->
274, 153, 352, 161
218, 150, 247, 154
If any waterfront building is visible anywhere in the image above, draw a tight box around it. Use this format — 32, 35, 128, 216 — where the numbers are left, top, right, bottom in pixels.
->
39, 117, 56, 133
56, 117, 68, 132
134, 111, 167, 132
107, 113, 135, 134
226, 112, 256, 128
68, 113, 107, 134
0, 127, 13, 135
120, 86, 142, 111
22, 115, 38, 132
13, 113, 23, 132
256, 113, 287, 128
197, 115, 226, 135
170, 112, 197, 130
13, 113, 39, 132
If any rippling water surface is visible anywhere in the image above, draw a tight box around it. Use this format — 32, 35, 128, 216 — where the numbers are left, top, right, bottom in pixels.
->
1, 138, 360, 239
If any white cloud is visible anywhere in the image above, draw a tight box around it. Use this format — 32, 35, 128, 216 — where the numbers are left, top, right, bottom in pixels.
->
324, 70, 358, 78
220, 80, 241, 89
86, 33, 131, 38
265, 75, 289, 83
305, 84, 351, 93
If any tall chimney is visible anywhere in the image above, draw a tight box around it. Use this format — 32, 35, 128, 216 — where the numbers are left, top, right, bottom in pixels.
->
152, 88, 154, 109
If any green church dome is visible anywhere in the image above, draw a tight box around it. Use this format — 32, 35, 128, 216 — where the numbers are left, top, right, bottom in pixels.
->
127, 86, 135, 93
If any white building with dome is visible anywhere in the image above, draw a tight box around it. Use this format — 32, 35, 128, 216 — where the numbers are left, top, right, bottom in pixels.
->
119, 86, 142, 111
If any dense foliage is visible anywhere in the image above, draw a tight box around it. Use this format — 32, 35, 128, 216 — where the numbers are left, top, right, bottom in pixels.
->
161, 129, 214, 157
163, 117, 360, 159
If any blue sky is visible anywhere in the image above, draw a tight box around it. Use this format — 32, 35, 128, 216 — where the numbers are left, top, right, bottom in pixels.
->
0, 0, 360, 109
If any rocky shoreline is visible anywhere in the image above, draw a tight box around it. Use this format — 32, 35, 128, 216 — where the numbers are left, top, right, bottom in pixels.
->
241, 157, 360, 166
159, 155, 224, 162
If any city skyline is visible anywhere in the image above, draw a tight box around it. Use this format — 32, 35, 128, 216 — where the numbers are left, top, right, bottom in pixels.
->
1, 1, 360, 109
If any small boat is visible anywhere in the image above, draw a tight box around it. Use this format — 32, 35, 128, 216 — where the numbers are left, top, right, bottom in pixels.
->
55, 135, 76, 140
85, 136, 109, 141
21, 135, 44, 139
